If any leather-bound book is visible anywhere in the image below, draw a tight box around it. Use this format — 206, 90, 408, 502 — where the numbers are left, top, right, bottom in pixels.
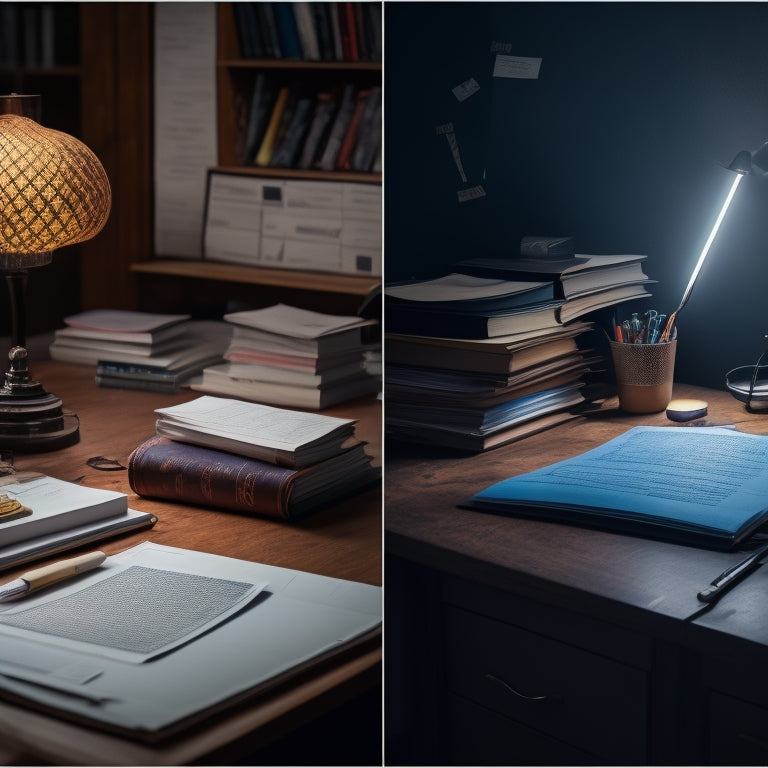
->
128, 436, 378, 521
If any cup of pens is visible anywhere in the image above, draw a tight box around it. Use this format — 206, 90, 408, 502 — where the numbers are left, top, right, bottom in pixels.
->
610, 311, 676, 413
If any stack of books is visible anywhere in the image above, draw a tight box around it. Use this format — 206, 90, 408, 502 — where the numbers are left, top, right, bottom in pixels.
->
453, 250, 654, 323
232, 2, 382, 63
49, 310, 232, 393
128, 395, 380, 520
385, 249, 653, 451
190, 303, 381, 410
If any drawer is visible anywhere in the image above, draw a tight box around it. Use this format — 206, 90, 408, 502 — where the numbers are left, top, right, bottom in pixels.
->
443, 605, 648, 764
710, 692, 768, 765
444, 693, 598, 766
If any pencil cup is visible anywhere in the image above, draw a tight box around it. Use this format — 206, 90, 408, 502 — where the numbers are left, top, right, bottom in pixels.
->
609, 339, 677, 413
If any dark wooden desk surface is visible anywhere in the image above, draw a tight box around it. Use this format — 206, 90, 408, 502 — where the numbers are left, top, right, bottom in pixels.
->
386, 383, 768, 647
0, 358, 382, 766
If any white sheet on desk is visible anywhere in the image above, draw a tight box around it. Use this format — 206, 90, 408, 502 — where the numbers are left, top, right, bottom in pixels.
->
0, 542, 382, 737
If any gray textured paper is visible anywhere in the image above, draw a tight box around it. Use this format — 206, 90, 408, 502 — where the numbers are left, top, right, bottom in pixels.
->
0, 565, 265, 663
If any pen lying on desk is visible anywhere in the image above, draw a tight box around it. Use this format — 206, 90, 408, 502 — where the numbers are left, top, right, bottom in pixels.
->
697, 541, 768, 604
0, 551, 106, 603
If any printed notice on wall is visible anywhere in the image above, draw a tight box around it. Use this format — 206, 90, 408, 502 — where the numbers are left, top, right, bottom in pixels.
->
493, 55, 542, 79
452, 77, 480, 103
154, 3, 218, 258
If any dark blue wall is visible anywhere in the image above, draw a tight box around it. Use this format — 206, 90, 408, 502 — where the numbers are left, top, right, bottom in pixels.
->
385, 2, 768, 388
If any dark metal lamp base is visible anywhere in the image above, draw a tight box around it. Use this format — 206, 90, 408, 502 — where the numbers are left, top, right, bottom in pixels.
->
0, 347, 80, 453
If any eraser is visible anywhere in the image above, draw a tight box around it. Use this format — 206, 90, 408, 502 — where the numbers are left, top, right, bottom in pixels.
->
666, 398, 708, 422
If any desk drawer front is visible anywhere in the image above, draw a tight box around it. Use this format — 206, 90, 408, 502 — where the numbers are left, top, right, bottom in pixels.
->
444, 605, 648, 764
445, 693, 597, 766
710, 692, 768, 765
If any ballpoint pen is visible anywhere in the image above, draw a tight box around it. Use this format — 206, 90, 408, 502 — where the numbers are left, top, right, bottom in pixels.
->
0, 551, 106, 603
697, 540, 768, 604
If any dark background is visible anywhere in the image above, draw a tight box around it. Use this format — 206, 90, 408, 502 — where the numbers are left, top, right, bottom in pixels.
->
384, 2, 768, 388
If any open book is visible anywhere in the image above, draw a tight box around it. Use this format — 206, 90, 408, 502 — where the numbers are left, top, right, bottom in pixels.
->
465, 426, 768, 550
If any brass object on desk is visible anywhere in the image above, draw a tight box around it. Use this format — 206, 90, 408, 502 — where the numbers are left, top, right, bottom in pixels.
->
0, 493, 31, 522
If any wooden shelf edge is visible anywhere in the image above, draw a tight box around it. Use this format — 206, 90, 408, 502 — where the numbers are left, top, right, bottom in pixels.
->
218, 58, 381, 71
214, 166, 381, 184
130, 260, 380, 297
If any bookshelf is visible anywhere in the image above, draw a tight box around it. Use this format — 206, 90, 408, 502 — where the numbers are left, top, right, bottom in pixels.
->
133, 2, 382, 316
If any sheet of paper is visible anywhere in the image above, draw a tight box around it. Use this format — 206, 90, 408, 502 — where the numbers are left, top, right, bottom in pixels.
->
154, 2, 217, 258
0, 562, 267, 663
223, 303, 372, 338
204, 172, 266, 265
155, 395, 354, 449
385, 273, 548, 303
493, 55, 542, 79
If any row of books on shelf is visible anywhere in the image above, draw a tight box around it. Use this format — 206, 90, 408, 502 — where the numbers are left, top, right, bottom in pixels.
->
232, 2, 381, 63
238, 75, 381, 173
49, 304, 381, 411
0, 2, 79, 69
384, 239, 654, 452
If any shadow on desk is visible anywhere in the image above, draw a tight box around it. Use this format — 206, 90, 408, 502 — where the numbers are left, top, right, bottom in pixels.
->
226, 685, 382, 767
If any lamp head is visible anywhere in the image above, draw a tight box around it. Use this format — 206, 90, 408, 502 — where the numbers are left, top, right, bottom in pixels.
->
727, 149, 753, 176
724, 141, 768, 178
0, 113, 112, 271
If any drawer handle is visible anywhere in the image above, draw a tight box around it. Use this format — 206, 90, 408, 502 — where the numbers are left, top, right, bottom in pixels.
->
484, 673, 549, 702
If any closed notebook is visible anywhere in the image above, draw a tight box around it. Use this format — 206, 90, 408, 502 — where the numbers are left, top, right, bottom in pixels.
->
128, 436, 379, 520
465, 426, 768, 550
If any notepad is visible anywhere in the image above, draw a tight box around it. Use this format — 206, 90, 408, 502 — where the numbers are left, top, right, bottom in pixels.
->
465, 426, 768, 550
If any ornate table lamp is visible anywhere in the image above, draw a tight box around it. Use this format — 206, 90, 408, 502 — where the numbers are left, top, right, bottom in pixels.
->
0, 94, 111, 451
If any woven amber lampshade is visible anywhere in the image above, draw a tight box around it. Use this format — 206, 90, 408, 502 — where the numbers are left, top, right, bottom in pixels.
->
0, 96, 111, 451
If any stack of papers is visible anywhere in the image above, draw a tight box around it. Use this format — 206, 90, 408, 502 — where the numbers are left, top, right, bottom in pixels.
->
190, 304, 381, 409
49, 310, 232, 392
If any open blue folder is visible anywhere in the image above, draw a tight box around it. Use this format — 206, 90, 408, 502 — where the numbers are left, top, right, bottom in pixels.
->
465, 426, 768, 550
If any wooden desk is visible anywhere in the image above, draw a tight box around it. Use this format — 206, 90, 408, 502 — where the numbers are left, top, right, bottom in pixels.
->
0, 359, 382, 766
386, 384, 768, 765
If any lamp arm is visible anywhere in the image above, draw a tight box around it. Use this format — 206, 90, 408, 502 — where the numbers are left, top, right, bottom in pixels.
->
659, 171, 743, 342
